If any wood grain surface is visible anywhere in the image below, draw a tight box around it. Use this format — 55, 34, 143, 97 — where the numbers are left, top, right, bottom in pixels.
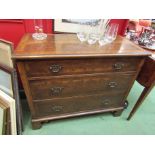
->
13, 34, 151, 129
13, 34, 151, 59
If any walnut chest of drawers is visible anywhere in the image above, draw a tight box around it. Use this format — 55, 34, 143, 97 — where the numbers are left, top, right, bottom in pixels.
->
12, 34, 150, 129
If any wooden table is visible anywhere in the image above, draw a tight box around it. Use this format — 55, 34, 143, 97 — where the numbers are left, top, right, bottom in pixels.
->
12, 34, 150, 129
127, 51, 155, 120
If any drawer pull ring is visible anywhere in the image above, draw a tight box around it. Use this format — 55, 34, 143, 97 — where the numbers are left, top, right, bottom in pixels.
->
52, 105, 63, 112
50, 87, 64, 95
113, 63, 124, 70
102, 99, 110, 105
49, 64, 62, 73
108, 82, 117, 88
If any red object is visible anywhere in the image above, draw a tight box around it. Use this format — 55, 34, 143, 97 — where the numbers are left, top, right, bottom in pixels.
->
0, 19, 53, 48
0, 20, 25, 48
0, 19, 128, 48
24, 19, 53, 33
110, 19, 129, 36
128, 19, 152, 37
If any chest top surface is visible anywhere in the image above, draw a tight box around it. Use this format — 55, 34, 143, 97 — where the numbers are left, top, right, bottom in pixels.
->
13, 34, 151, 59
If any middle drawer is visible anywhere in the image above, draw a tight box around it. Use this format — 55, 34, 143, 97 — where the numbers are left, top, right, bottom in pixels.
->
29, 73, 135, 100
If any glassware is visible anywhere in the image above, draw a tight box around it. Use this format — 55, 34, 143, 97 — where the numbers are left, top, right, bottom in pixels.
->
106, 25, 114, 43
112, 23, 119, 41
98, 23, 119, 46
77, 22, 88, 42
105, 23, 119, 43
76, 19, 113, 45
87, 34, 98, 44
87, 22, 99, 45
98, 19, 110, 36
32, 19, 47, 40
98, 35, 107, 46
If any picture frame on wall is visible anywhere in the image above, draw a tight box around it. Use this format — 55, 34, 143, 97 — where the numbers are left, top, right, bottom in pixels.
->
54, 19, 101, 33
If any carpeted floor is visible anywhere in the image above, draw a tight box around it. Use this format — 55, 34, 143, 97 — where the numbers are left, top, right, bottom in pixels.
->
22, 81, 155, 135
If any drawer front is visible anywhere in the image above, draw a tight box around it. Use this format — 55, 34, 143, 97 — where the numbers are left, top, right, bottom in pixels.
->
29, 73, 135, 100
25, 57, 141, 77
34, 93, 124, 117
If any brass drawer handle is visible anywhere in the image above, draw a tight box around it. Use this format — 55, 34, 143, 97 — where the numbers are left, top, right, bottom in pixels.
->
52, 105, 63, 112
101, 99, 110, 105
108, 82, 117, 88
49, 64, 62, 73
113, 63, 124, 70
50, 87, 64, 95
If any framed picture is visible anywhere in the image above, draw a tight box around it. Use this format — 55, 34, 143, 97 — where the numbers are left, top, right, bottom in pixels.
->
54, 19, 101, 33
0, 39, 13, 68
0, 101, 7, 135
0, 99, 9, 135
0, 67, 13, 97
0, 89, 16, 135
0, 94, 11, 135
0, 63, 17, 135
0, 39, 23, 135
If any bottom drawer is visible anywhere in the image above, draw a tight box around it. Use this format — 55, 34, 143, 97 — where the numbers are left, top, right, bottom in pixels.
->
34, 93, 125, 118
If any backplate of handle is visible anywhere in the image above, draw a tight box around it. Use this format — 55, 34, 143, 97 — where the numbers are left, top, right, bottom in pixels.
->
108, 82, 117, 88
101, 99, 110, 105
49, 64, 62, 73
113, 63, 124, 70
52, 105, 63, 112
50, 87, 64, 95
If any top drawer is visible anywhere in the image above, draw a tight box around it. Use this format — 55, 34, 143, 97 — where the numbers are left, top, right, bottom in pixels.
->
24, 57, 142, 77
